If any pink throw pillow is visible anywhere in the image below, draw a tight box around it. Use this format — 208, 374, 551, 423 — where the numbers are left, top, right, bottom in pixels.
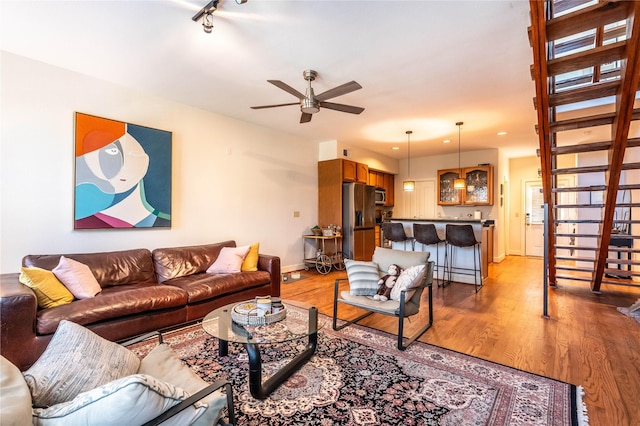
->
206, 246, 250, 274
52, 256, 102, 299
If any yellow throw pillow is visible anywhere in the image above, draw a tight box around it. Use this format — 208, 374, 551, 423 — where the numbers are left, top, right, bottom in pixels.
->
19, 267, 74, 308
241, 242, 260, 272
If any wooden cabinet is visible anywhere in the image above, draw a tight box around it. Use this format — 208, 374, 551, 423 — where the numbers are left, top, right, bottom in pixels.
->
342, 160, 368, 184
437, 169, 463, 205
356, 162, 369, 184
437, 166, 493, 206
384, 173, 394, 206
463, 166, 493, 205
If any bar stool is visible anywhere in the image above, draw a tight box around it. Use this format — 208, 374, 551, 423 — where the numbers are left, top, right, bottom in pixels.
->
382, 222, 413, 251
443, 224, 482, 292
413, 223, 444, 282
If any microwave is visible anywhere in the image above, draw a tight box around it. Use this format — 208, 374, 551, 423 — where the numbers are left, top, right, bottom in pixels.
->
374, 189, 386, 205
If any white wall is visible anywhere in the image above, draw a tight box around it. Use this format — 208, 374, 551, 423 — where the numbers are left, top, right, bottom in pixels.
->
0, 52, 318, 273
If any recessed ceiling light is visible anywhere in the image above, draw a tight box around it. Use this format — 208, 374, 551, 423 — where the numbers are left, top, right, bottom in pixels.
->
443, 139, 451, 144
497, 131, 507, 136
392, 146, 400, 150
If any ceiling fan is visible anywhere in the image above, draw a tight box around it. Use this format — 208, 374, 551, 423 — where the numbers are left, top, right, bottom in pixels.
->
251, 70, 364, 123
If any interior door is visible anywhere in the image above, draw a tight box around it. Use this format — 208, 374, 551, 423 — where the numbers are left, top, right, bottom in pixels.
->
402, 180, 436, 219
524, 180, 544, 257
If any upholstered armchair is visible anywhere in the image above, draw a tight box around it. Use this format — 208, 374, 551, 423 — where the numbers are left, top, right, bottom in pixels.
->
0, 320, 234, 426
333, 247, 434, 350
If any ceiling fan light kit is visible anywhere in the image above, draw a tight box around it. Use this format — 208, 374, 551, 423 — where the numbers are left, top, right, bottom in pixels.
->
251, 69, 364, 123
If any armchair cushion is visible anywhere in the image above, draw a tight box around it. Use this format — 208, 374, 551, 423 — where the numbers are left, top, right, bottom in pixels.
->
372, 247, 429, 274
344, 260, 380, 296
140, 343, 226, 426
23, 320, 140, 407
31, 374, 205, 426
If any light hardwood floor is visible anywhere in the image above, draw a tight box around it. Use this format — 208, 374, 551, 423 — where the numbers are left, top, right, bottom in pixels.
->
280, 255, 640, 426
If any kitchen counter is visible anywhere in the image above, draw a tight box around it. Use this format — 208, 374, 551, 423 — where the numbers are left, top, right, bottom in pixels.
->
383, 219, 495, 285
390, 218, 494, 227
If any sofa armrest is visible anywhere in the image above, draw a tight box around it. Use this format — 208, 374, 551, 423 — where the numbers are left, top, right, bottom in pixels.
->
0, 273, 38, 369
257, 254, 281, 297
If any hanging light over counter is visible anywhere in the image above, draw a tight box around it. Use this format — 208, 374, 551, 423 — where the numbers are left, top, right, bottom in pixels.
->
403, 130, 415, 191
453, 122, 466, 190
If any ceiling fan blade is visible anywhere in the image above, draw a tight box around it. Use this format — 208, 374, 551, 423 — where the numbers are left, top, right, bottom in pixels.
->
267, 80, 305, 99
250, 102, 299, 110
320, 101, 365, 114
300, 112, 313, 123
315, 81, 362, 101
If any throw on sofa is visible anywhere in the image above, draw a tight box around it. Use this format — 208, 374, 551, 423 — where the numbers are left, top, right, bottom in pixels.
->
0, 240, 280, 371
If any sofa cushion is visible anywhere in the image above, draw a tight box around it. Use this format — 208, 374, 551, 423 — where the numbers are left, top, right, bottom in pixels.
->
19, 267, 74, 308
23, 320, 140, 407
34, 284, 189, 335
53, 256, 102, 299
164, 271, 271, 304
31, 374, 205, 426
0, 355, 33, 425
23, 249, 157, 288
153, 241, 236, 283
206, 246, 250, 274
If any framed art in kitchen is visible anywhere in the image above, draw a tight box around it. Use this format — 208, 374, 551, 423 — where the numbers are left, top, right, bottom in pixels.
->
74, 112, 172, 229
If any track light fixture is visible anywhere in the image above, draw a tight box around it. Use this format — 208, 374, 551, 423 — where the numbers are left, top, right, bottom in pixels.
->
193, 0, 248, 33
193, 0, 218, 33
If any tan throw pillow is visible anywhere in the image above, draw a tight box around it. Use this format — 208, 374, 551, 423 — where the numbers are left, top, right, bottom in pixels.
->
390, 264, 426, 301
206, 245, 250, 274
241, 242, 260, 272
23, 320, 140, 408
19, 267, 74, 308
52, 256, 102, 299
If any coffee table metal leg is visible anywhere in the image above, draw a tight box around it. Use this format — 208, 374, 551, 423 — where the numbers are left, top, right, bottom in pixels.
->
246, 307, 318, 399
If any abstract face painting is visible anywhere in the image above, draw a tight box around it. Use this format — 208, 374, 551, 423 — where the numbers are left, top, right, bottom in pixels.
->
74, 113, 172, 229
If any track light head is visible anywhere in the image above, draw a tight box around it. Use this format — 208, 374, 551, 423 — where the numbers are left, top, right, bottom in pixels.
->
202, 13, 214, 33
192, 0, 219, 33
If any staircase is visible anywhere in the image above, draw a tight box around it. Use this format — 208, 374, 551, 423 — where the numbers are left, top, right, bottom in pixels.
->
528, 0, 640, 292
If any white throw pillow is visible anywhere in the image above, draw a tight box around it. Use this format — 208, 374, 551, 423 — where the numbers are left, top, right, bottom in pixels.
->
52, 256, 102, 299
23, 320, 140, 408
206, 246, 250, 274
140, 344, 226, 426
31, 374, 205, 426
344, 259, 380, 296
390, 264, 426, 301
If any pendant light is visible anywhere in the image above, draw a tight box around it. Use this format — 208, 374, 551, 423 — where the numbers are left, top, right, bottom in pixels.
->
453, 122, 466, 190
403, 130, 415, 192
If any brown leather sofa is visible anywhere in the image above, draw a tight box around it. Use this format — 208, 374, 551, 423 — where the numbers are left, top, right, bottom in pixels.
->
0, 240, 280, 370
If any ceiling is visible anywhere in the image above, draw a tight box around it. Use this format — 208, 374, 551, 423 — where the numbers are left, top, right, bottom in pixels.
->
0, 0, 541, 160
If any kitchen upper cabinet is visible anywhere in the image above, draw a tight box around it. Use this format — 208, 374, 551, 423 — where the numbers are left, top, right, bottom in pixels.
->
343, 160, 368, 184
342, 160, 357, 182
437, 165, 493, 206
383, 173, 394, 206
437, 169, 462, 205
463, 166, 493, 205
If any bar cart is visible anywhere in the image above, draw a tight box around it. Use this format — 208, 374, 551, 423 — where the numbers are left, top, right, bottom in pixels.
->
302, 234, 345, 274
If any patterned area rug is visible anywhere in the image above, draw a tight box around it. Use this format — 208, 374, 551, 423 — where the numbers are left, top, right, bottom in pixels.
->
130, 308, 587, 426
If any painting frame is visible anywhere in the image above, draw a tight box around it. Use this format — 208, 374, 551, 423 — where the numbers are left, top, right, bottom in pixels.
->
74, 112, 172, 230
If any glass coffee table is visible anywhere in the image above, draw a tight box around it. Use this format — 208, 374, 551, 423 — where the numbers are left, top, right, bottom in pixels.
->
202, 299, 319, 399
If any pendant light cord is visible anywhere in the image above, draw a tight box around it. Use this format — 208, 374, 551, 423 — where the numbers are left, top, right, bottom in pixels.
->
406, 130, 412, 177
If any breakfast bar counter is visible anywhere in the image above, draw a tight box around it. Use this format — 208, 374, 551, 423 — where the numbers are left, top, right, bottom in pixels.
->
384, 218, 494, 284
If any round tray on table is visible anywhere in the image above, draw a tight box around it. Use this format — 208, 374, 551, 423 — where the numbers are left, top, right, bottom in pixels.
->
231, 302, 287, 326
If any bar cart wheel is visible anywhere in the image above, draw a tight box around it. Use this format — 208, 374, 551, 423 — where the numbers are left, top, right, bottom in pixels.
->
316, 254, 332, 274
334, 251, 345, 270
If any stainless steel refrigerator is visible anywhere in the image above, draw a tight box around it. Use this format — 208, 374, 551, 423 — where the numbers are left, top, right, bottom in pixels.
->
342, 183, 376, 261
